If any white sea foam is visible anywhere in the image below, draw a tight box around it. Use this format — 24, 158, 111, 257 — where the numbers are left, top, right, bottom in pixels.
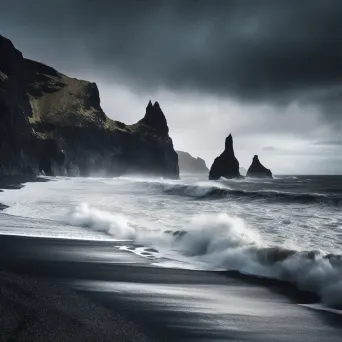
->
65, 203, 342, 308
1, 175, 342, 309
65, 203, 135, 240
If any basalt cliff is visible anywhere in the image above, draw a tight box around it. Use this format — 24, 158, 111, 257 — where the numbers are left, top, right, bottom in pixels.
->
0, 35, 179, 179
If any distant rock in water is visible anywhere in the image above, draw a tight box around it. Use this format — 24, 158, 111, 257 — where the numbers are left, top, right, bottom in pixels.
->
209, 134, 241, 180
0, 34, 179, 179
239, 167, 247, 176
176, 151, 209, 175
247, 155, 273, 178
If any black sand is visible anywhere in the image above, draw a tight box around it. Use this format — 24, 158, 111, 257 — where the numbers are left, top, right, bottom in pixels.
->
0, 235, 341, 342
1, 176, 342, 341
0, 270, 149, 342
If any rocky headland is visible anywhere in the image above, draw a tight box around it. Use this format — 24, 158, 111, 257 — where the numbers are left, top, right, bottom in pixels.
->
0, 35, 179, 179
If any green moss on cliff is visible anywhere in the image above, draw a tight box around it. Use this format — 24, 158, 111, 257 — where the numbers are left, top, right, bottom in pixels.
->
0, 34, 179, 178
25, 59, 106, 128
105, 117, 133, 132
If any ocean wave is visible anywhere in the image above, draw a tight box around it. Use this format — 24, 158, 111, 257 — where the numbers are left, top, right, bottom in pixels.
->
160, 182, 342, 206
171, 214, 342, 308
65, 203, 135, 240
122, 177, 341, 206
65, 204, 342, 308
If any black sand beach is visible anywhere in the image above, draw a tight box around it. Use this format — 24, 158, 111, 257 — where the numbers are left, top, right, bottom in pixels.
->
1, 3, 342, 340
1, 176, 342, 341
0, 180, 150, 342
0, 269, 149, 342
0, 234, 341, 342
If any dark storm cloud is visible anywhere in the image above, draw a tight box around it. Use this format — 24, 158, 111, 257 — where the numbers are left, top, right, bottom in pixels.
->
0, 0, 340, 106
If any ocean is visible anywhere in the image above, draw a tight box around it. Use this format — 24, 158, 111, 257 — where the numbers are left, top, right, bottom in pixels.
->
1, 175, 341, 312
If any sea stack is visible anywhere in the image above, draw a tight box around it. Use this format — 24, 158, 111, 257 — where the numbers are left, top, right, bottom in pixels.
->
246, 155, 273, 178
209, 134, 241, 180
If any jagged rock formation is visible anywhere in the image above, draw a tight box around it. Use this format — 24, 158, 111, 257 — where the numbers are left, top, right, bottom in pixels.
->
139, 100, 169, 136
209, 134, 241, 180
246, 155, 273, 178
0, 35, 179, 179
176, 151, 209, 174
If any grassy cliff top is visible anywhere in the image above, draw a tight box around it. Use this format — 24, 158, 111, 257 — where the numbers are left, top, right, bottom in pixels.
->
25, 59, 107, 128
24, 60, 170, 140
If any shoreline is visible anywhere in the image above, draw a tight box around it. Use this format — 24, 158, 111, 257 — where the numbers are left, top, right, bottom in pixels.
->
1, 177, 342, 340
0, 175, 50, 212
0, 175, 150, 341
0, 177, 152, 341
0, 234, 341, 341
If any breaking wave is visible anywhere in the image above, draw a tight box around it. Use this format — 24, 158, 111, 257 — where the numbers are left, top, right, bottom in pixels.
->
66, 203, 135, 240
65, 203, 342, 308
158, 182, 342, 206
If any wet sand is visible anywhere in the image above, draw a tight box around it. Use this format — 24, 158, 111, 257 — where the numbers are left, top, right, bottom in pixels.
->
0, 270, 149, 342
0, 235, 341, 341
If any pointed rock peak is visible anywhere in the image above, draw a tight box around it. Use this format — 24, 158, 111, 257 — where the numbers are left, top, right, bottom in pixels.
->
208, 133, 241, 180
140, 100, 169, 136
224, 134, 234, 154
247, 155, 273, 178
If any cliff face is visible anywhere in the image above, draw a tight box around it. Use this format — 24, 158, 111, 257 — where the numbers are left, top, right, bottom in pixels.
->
209, 134, 241, 180
0, 36, 38, 175
176, 151, 209, 175
246, 155, 272, 178
0, 35, 179, 179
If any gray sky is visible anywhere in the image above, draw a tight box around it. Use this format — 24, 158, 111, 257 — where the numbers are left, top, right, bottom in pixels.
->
1, 0, 341, 174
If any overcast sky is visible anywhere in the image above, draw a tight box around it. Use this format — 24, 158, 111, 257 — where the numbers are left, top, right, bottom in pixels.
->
1, 0, 341, 174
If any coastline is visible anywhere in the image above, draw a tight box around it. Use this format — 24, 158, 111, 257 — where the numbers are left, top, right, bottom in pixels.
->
0, 177, 342, 341
0, 234, 341, 341
0, 176, 148, 341
0, 175, 49, 212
